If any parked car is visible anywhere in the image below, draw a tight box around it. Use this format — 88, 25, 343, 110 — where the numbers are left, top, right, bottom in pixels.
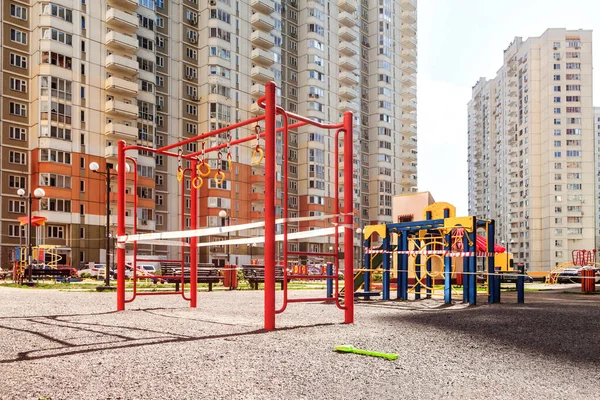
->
499, 273, 533, 284
78, 264, 106, 279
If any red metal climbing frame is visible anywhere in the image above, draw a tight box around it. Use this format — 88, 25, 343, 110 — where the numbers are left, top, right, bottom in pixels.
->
116, 82, 354, 330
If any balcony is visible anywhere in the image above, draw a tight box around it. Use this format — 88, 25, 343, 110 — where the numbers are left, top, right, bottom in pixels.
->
402, 125, 417, 136
401, 74, 417, 87
105, 31, 138, 53
339, 71, 359, 85
106, 8, 138, 32
401, 86, 417, 100
401, 62, 417, 75
105, 145, 119, 159
401, 10, 416, 24
250, 0, 275, 14
105, 54, 138, 76
107, 0, 138, 12
339, 101, 359, 113
105, 123, 137, 139
250, 30, 274, 49
105, 100, 138, 118
338, 26, 358, 42
251, 12, 274, 31
401, 23, 416, 37
401, 48, 417, 62
251, 48, 274, 66
339, 56, 359, 71
250, 102, 265, 115
250, 66, 275, 83
404, 151, 417, 161
401, 35, 417, 49
338, 0, 358, 12
339, 12, 358, 27
339, 41, 359, 56
250, 83, 266, 98
110, 215, 135, 228
339, 86, 359, 100
105, 76, 138, 96
137, 219, 156, 231
250, 174, 265, 184
401, 112, 416, 124
250, 192, 265, 201
400, 0, 417, 11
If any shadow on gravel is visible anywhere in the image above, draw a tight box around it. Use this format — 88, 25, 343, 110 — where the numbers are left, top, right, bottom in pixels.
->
0, 310, 339, 365
379, 293, 600, 365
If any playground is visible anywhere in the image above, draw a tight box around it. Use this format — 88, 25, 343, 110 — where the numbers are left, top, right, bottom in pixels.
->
0, 286, 599, 399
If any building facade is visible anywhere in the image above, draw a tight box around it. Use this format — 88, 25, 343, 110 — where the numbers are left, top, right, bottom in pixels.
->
595, 107, 600, 251
468, 29, 595, 271
0, 0, 418, 269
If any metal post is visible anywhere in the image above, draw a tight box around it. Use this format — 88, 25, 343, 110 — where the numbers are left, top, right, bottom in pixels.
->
263, 81, 276, 331
190, 159, 198, 308
382, 235, 390, 300
468, 218, 477, 305
398, 230, 408, 300
326, 262, 333, 298
27, 193, 33, 283
444, 231, 452, 304
462, 234, 469, 303
101, 169, 112, 289
117, 141, 126, 310
517, 263, 525, 303
488, 219, 497, 304
343, 111, 354, 323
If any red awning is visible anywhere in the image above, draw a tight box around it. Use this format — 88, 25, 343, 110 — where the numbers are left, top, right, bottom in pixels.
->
18, 216, 47, 226
452, 228, 505, 253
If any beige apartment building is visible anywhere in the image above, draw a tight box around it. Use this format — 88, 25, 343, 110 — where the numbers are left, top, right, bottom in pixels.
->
0, 0, 418, 269
468, 29, 595, 272
595, 107, 600, 250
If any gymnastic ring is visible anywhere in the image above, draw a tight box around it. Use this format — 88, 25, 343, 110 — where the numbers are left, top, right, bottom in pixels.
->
214, 170, 225, 186
191, 176, 203, 189
251, 147, 264, 165
176, 167, 184, 182
227, 154, 233, 171
197, 162, 211, 177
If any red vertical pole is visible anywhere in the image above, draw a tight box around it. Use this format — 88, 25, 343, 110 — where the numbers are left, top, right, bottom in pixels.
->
117, 141, 126, 311
190, 160, 198, 307
264, 81, 277, 330
343, 111, 354, 324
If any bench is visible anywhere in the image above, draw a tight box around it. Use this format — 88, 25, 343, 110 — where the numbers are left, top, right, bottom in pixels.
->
241, 264, 287, 290
30, 268, 73, 282
160, 263, 221, 292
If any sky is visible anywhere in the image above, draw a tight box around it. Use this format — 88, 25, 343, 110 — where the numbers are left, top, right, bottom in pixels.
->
417, 0, 600, 215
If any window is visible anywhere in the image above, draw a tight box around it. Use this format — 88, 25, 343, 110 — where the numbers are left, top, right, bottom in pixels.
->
139, 0, 156, 10
554, 119, 561, 125
40, 149, 71, 164
39, 173, 71, 188
9, 175, 26, 189
41, 51, 72, 70
9, 78, 26, 93
138, 36, 154, 51
566, 63, 581, 69
9, 126, 26, 141
10, 53, 27, 69
44, 4, 73, 22
8, 200, 26, 213
10, 4, 27, 20
9, 102, 26, 117
138, 14, 155, 30
566, 74, 580, 80
41, 28, 72, 45
8, 225, 25, 237
47, 226, 65, 238
553, 75, 561, 81
10, 29, 27, 44
9, 151, 26, 165
566, 150, 580, 157
554, 141, 561, 147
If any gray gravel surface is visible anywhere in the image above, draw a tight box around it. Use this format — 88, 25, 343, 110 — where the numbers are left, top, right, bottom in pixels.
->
0, 286, 599, 400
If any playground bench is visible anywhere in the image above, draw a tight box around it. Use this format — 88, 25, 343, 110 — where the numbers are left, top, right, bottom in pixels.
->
30, 268, 73, 282
241, 264, 287, 290
160, 263, 221, 292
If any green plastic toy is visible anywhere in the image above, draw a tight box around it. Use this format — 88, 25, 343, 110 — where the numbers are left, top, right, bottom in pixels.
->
334, 345, 398, 360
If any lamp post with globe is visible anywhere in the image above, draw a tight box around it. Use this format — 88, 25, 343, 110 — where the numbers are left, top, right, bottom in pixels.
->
17, 187, 46, 285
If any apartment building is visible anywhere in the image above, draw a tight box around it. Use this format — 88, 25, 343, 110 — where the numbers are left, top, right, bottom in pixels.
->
0, 0, 418, 269
595, 107, 600, 250
468, 29, 595, 272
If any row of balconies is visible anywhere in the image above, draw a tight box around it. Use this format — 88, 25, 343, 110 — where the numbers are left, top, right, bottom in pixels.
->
401, 35, 417, 49
106, 7, 138, 32
401, 48, 417, 63
107, 0, 137, 12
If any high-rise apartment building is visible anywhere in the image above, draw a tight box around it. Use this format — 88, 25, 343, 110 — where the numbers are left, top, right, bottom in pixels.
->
0, 0, 417, 269
594, 107, 600, 250
468, 29, 595, 271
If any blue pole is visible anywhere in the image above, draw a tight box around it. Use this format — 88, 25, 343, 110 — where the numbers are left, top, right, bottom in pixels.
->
326, 262, 333, 298
468, 218, 477, 305
363, 236, 371, 294
382, 235, 390, 300
462, 234, 469, 303
415, 250, 422, 301
400, 231, 408, 300
444, 231, 452, 304
487, 220, 498, 304
517, 263, 525, 303
426, 256, 432, 299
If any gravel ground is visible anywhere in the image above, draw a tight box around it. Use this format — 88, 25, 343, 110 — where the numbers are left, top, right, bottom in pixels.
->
0, 286, 599, 400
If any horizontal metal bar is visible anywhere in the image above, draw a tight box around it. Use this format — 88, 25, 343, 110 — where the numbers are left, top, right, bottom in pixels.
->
286, 297, 337, 303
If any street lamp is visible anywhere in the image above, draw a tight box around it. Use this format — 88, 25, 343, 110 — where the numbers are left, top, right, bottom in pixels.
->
248, 242, 256, 261
219, 210, 230, 264
90, 161, 130, 291
17, 187, 46, 285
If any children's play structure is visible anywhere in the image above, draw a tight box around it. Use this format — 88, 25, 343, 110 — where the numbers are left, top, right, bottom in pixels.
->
354, 202, 526, 305
115, 82, 354, 330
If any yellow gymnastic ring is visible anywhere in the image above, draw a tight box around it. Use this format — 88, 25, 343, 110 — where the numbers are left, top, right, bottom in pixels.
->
214, 171, 225, 186
176, 167, 184, 182
251, 148, 264, 165
197, 162, 211, 177
227, 154, 232, 171
191, 176, 203, 189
